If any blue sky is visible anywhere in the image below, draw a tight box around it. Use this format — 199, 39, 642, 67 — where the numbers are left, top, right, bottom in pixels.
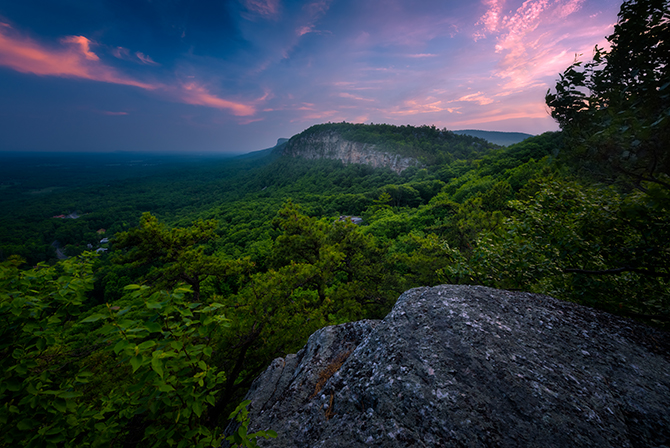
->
0, 0, 622, 153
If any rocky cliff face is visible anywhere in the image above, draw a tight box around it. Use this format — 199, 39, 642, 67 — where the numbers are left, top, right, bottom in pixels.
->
226, 285, 670, 448
282, 131, 420, 174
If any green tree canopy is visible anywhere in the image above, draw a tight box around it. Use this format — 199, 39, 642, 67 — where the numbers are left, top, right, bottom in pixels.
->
112, 213, 247, 301
546, 0, 670, 189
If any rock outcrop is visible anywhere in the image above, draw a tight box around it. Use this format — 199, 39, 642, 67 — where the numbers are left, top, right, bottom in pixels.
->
229, 285, 670, 448
282, 131, 420, 174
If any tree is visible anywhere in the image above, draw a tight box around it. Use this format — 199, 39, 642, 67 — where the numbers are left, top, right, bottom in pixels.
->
207, 202, 395, 422
112, 213, 247, 301
440, 179, 670, 325
546, 0, 670, 189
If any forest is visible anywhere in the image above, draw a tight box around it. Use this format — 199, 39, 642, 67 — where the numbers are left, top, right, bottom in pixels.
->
1, 0, 668, 446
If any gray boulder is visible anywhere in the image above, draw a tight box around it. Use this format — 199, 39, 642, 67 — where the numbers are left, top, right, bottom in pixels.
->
230, 285, 670, 447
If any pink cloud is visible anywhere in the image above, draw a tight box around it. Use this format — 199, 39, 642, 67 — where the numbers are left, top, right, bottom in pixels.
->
454, 91, 494, 105
556, 0, 585, 17
61, 35, 99, 61
244, 0, 281, 17
135, 52, 158, 65
238, 117, 266, 125
331, 81, 378, 91
178, 82, 256, 116
100, 110, 129, 116
256, 90, 273, 102
304, 0, 331, 16
112, 46, 159, 65
494, 0, 550, 54
0, 25, 262, 117
476, 0, 506, 35
297, 25, 313, 36
112, 46, 131, 59
294, 0, 332, 37
494, 29, 613, 94
471, 0, 616, 98
404, 53, 438, 58
339, 92, 375, 102
292, 109, 341, 121
388, 99, 455, 116
447, 105, 549, 127
0, 26, 158, 90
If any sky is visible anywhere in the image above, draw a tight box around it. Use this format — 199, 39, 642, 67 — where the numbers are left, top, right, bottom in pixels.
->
0, 0, 622, 154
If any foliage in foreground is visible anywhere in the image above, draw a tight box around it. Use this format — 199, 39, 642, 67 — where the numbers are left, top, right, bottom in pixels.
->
0, 255, 231, 447
1, 1, 669, 445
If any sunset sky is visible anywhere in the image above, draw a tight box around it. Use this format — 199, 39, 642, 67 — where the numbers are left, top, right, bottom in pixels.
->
0, 0, 622, 153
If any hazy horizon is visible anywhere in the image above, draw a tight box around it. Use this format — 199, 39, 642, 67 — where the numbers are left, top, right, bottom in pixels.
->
0, 126, 536, 156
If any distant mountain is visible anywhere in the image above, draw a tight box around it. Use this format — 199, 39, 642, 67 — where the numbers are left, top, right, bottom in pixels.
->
237, 126, 523, 170
281, 127, 419, 174
234, 138, 288, 161
278, 122, 500, 173
453, 129, 534, 146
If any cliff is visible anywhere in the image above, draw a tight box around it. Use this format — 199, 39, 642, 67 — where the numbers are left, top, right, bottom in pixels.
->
281, 130, 420, 174
226, 285, 670, 447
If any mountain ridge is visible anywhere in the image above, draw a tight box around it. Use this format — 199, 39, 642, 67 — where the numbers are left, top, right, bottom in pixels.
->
273, 122, 501, 173
452, 129, 534, 146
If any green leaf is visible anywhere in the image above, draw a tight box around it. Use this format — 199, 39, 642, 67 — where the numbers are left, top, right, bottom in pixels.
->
138, 340, 156, 351
145, 321, 162, 333
114, 339, 130, 354
81, 313, 106, 323
52, 399, 66, 413
117, 306, 133, 316
192, 401, 203, 418
5, 379, 21, 391
130, 356, 143, 372
66, 414, 77, 426
158, 383, 175, 392
17, 419, 36, 430
45, 425, 63, 435
57, 391, 83, 399
151, 356, 164, 379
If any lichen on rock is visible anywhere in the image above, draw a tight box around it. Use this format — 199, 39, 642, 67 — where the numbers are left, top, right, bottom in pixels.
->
226, 285, 670, 447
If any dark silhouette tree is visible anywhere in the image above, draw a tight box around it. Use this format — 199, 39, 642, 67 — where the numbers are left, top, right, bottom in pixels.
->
546, 0, 670, 190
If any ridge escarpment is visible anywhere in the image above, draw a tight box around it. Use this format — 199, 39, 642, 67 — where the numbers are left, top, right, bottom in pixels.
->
282, 130, 420, 174
279, 123, 497, 173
